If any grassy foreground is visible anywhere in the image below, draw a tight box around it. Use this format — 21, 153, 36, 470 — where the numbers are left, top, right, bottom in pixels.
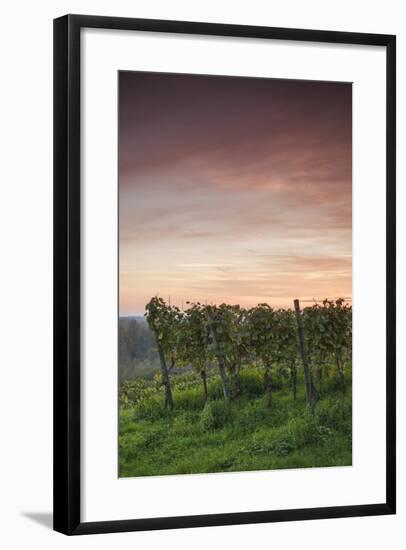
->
119, 368, 352, 477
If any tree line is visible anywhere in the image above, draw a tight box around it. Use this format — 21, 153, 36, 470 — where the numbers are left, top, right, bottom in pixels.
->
144, 296, 352, 414
119, 317, 157, 363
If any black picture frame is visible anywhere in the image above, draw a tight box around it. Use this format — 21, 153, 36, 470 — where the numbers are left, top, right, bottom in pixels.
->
53, 14, 396, 536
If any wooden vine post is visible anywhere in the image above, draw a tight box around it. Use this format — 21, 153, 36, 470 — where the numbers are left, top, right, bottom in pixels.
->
145, 296, 174, 410
293, 299, 317, 413
155, 337, 174, 410
206, 307, 231, 402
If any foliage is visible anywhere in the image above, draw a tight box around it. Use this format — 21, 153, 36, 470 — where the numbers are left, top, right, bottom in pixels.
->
237, 368, 265, 397
119, 373, 352, 477
205, 304, 246, 367
246, 304, 277, 368
302, 298, 352, 365
126, 296, 351, 403
118, 296, 352, 476
180, 302, 209, 374
145, 296, 184, 367
199, 400, 232, 430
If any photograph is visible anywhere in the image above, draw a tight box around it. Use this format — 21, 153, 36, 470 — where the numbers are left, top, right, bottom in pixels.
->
118, 71, 352, 478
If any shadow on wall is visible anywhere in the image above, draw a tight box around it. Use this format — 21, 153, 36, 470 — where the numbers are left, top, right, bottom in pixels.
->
22, 512, 53, 530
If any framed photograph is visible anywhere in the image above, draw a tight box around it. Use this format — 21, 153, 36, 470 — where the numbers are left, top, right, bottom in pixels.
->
53, 14, 396, 535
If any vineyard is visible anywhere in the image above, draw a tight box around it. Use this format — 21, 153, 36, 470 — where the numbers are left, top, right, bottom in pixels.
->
119, 297, 352, 477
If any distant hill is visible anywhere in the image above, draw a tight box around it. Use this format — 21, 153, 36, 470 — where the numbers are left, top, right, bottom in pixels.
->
120, 315, 147, 325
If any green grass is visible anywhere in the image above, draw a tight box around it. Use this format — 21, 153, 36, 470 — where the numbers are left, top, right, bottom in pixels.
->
119, 368, 352, 477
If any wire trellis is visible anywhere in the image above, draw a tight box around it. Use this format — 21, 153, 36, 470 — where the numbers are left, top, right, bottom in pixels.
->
299, 297, 352, 303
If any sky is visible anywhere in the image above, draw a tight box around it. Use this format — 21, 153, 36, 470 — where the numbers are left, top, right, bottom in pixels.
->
119, 71, 352, 315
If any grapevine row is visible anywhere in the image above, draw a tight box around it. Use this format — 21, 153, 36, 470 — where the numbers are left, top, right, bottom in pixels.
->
144, 296, 352, 413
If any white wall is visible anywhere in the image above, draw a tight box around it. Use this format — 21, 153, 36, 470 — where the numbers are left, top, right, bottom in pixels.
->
0, 0, 404, 548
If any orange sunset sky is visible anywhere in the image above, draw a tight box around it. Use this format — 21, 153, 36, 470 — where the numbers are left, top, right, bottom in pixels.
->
119, 72, 352, 315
